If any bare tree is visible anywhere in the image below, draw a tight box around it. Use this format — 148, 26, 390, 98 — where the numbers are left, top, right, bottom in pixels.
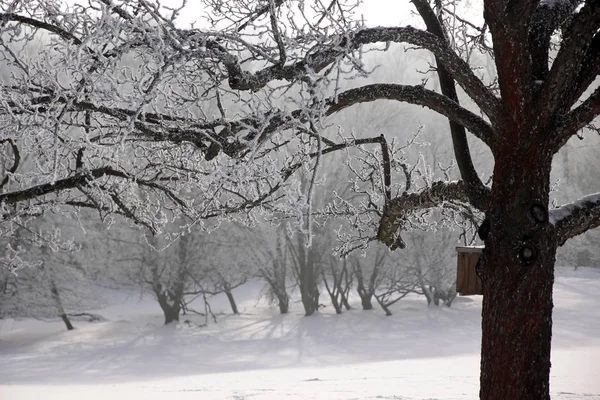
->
0, 220, 94, 330
408, 228, 464, 307
349, 249, 383, 311
285, 229, 325, 316
321, 256, 352, 314
2, 1, 600, 398
252, 229, 291, 314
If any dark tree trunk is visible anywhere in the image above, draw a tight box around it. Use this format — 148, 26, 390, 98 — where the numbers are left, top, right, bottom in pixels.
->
49, 276, 74, 331
374, 294, 392, 316
225, 290, 239, 314
322, 268, 343, 314
479, 138, 555, 400
277, 295, 289, 314
299, 264, 320, 316
330, 297, 342, 314
157, 292, 182, 324
360, 293, 374, 310
301, 288, 319, 316
421, 284, 434, 305
60, 312, 74, 331
341, 293, 351, 311
356, 278, 375, 310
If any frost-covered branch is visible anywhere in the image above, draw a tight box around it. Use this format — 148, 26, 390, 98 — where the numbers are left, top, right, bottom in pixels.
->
551, 193, 600, 246
216, 25, 500, 120
377, 180, 473, 250
0, 139, 19, 190
411, 0, 492, 211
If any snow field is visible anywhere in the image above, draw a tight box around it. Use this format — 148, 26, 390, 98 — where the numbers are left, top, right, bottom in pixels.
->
1, 267, 599, 399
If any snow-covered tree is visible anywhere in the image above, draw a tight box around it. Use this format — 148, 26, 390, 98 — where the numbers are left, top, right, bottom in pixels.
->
2, 1, 600, 398
0, 219, 97, 330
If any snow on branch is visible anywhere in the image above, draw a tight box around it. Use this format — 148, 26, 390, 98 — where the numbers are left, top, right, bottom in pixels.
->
214, 25, 500, 121
377, 180, 472, 250
551, 193, 600, 246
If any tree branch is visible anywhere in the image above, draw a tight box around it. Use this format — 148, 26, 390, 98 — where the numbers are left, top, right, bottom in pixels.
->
529, 0, 579, 81
557, 85, 600, 149
538, 1, 600, 118
568, 32, 600, 108
412, 0, 491, 211
377, 180, 476, 250
0, 139, 20, 190
0, 13, 83, 45
484, 0, 538, 117
0, 166, 188, 211
213, 26, 500, 121
326, 83, 496, 149
551, 193, 600, 246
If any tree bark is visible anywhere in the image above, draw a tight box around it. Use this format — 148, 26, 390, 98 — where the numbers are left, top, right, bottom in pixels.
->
45, 265, 74, 331
225, 289, 239, 314
277, 295, 289, 314
360, 295, 374, 310
156, 291, 182, 324
341, 292, 352, 311
479, 132, 555, 400
374, 294, 392, 316
52, 284, 74, 331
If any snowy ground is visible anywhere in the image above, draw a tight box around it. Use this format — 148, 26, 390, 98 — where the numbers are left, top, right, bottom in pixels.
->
1, 267, 599, 400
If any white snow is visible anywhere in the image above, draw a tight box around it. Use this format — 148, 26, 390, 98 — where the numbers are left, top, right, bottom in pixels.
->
550, 192, 600, 225
1, 267, 600, 400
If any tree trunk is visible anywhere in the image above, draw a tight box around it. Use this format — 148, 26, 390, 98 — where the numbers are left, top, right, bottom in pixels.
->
421, 284, 434, 305
157, 291, 182, 324
300, 266, 319, 316
331, 296, 342, 314
432, 291, 440, 306
356, 279, 374, 310
341, 292, 351, 311
60, 313, 74, 331
48, 270, 74, 331
225, 290, 239, 314
374, 294, 392, 316
322, 269, 343, 314
277, 294, 289, 314
479, 138, 555, 400
301, 288, 319, 316
359, 292, 374, 310
443, 289, 457, 307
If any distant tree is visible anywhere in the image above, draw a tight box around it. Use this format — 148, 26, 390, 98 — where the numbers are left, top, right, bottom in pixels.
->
349, 249, 381, 311
349, 244, 417, 315
0, 221, 94, 330
321, 256, 352, 314
194, 224, 252, 315
407, 225, 477, 307
251, 228, 291, 314
285, 229, 327, 316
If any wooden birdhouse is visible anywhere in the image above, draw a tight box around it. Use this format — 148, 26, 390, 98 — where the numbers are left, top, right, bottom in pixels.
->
456, 246, 483, 296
